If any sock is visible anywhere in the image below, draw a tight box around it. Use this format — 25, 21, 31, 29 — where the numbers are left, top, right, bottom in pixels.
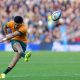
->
3, 67, 13, 74
20, 51, 25, 58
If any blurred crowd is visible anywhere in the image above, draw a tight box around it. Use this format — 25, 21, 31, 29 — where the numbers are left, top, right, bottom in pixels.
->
0, 0, 80, 43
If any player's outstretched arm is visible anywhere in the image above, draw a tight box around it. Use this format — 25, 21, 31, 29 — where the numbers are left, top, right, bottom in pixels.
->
0, 31, 20, 43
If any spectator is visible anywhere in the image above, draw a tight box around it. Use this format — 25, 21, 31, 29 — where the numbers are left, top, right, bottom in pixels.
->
0, 0, 80, 43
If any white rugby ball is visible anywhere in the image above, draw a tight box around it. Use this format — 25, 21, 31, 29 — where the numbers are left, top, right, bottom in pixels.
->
51, 11, 61, 21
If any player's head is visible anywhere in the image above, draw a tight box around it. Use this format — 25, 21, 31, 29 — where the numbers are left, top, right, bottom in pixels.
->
14, 16, 23, 28
14, 16, 23, 24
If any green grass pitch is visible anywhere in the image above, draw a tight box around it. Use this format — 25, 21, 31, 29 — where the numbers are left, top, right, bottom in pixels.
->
0, 51, 80, 80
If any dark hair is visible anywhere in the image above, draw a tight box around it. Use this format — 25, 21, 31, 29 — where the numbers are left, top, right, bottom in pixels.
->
14, 16, 23, 23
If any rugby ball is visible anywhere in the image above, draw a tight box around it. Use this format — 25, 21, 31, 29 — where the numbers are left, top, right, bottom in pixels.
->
51, 11, 61, 21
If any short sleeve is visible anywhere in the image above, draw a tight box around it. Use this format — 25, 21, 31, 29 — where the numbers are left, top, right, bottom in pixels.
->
6, 21, 14, 28
18, 26, 27, 34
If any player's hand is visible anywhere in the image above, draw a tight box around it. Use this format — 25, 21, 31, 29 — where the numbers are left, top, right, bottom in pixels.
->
0, 38, 7, 43
6, 34, 12, 39
0, 34, 13, 43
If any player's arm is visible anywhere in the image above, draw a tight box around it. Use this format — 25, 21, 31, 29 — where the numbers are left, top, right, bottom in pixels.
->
0, 31, 21, 42
4, 25, 27, 41
6, 31, 21, 39
4, 21, 12, 35
4, 25, 9, 35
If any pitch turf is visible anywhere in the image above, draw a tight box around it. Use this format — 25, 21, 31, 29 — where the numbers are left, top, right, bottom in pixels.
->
0, 51, 80, 80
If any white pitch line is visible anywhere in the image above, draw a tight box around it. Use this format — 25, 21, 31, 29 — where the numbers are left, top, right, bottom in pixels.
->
7, 74, 80, 78
1, 61, 80, 64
